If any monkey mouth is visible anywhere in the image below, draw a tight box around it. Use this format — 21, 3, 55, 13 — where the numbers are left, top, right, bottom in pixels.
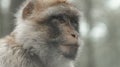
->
60, 44, 79, 49
60, 44, 79, 60
62, 44, 79, 47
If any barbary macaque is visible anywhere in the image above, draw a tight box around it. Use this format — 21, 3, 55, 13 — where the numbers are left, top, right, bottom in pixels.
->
0, 0, 81, 67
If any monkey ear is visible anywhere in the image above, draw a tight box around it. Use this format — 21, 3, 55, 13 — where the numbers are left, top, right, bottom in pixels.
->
22, 1, 34, 19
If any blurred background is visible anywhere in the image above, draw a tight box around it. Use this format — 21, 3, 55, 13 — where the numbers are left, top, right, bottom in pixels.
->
0, 0, 120, 67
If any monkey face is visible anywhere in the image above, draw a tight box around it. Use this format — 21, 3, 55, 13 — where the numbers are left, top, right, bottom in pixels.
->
36, 4, 80, 60
21, 1, 80, 60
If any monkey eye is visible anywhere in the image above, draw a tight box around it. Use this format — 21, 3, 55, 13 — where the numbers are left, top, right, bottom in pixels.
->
70, 17, 79, 30
71, 18, 78, 25
50, 14, 66, 23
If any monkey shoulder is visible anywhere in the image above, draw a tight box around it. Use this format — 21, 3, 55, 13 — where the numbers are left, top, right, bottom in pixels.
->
0, 36, 42, 67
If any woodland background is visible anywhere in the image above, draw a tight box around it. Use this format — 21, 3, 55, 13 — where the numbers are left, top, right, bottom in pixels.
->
0, 0, 120, 67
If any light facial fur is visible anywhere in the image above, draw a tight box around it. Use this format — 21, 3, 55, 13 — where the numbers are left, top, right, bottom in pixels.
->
0, 0, 81, 67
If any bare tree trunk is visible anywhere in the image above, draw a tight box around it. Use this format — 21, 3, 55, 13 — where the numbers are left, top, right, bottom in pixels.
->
0, 10, 3, 37
0, 0, 11, 37
106, 17, 120, 67
84, 0, 96, 67
0, 0, 24, 37
9, 0, 24, 32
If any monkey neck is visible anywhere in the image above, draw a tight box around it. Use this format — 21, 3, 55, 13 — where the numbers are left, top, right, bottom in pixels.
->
27, 44, 74, 67
30, 53, 74, 67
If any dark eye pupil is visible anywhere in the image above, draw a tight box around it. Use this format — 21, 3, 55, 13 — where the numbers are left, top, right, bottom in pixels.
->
56, 15, 63, 20
71, 19, 78, 25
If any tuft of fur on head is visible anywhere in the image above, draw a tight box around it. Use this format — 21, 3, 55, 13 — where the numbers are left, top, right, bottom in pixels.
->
15, 0, 75, 21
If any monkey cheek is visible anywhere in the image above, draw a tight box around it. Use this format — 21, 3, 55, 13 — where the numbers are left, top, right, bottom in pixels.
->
59, 45, 79, 60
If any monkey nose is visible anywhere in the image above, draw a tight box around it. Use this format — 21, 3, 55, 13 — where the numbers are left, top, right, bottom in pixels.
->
70, 32, 79, 39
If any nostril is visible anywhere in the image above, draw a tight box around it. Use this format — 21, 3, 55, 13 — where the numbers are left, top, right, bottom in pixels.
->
71, 34, 76, 38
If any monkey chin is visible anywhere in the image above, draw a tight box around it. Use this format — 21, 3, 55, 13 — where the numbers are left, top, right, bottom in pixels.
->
60, 44, 79, 60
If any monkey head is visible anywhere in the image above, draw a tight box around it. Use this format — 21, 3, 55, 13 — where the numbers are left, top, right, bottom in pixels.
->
15, 0, 81, 60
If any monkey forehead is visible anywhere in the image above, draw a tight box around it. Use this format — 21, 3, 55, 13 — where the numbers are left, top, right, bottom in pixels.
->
32, 4, 81, 21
